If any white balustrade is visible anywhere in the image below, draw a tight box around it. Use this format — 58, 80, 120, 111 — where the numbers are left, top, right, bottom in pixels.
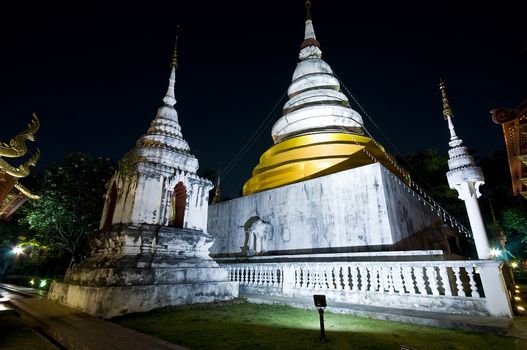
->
224, 260, 512, 317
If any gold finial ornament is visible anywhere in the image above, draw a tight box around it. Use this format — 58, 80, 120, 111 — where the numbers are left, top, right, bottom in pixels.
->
171, 26, 179, 69
212, 175, 221, 204
439, 79, 454, 120
305, 0, 312, 20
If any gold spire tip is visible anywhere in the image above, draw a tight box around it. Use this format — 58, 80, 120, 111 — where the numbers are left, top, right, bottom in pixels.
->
171, 26, 179, 69
305, 0, 312, 20
439, 79, 453, 120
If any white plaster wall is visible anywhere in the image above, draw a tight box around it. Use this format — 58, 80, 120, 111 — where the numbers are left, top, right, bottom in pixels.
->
210, 163, 392, 254
381, 167, 439, 242
185, 176, 212, 231
209, 163, 440, 255
131, 174, 164, 224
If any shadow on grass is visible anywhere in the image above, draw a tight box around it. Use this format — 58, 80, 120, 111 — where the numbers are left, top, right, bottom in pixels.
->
112, 302, 515, 350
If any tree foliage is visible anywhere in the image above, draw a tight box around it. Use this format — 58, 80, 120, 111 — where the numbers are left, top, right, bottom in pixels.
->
21, 152, 114, 266
399, 148, 527, 259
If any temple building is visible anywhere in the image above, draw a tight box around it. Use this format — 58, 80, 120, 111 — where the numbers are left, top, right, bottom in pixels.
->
48, 45, 237, 318
0, 114, 40, 220
208, 1, 513, 320
491, 99, 527, 198
209, 1, 463, 259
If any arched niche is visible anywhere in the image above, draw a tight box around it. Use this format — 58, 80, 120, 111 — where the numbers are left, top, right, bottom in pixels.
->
170, 181, 186, 228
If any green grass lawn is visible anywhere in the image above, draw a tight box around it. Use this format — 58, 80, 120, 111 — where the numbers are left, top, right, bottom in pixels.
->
113, 300, 516, 350
0, 311, 57, 350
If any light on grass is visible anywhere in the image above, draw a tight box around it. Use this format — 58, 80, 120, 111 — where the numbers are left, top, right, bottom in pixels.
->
39, 280, 47, 288
12, 246, 23, 255
510, 261, 519, 269
29, 279, 35, 286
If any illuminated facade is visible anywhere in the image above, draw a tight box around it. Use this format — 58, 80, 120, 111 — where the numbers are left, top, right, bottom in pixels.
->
491, 99, 527, 198
0, 114, 40, 220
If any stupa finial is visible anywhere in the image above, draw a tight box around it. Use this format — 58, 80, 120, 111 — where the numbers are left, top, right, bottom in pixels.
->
305, 0, 312, 21
171, 26, 179, 69
301, 0, 320, 49
163, 29, 179, 107
439, 78, 454, 120
439, 79, 460, 144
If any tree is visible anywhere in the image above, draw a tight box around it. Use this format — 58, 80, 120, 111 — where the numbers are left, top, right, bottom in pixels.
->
397, 149, 466, 222
21, 152, 114, 267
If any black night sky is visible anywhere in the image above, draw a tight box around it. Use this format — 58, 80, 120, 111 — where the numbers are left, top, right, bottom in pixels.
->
1, 1, 526, 198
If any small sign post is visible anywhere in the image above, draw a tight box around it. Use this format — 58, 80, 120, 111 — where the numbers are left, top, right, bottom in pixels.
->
313, 294, 327, 342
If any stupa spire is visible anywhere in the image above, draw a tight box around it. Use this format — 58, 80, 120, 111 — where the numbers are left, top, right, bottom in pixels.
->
163, 30, 179, 107
439, 79, 461, 147
441, 80, 490, 259
301, 0, 320, 51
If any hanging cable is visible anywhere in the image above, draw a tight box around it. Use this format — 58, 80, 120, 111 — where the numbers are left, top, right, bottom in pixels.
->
220, 90, 287, 178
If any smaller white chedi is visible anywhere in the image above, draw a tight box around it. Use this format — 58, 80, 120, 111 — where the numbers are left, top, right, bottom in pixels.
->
48, 46, 238, 318
440, 80, 491, 259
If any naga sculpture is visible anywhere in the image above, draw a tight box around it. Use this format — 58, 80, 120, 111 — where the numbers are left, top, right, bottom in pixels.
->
0, 113, 40, 178
0, 113, 40, 158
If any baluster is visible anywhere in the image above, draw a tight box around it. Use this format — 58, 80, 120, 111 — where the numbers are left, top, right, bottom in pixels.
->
426, 266, 440, 296
359, 266, 368, 291
379, 266, 387, 293
467, 266, 480, 298
350, 266, 358, 291
392, 266, 404, 294
438, 266, 452, 296
452, 266, 466, 297
339, 267, 346, 290
404, 266, 416, 294
294, 269, 299, 288
261, 266, 265, 286
387, 267, 395, 294
368, 267, 375, 292
414, 267, 426, 295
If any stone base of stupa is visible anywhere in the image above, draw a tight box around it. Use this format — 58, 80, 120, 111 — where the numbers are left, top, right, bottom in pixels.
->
47, 224, 238, 318
209, 163, 466, 258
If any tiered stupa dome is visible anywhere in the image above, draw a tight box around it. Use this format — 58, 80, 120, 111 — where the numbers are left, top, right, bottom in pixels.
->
133, 59, 198, 175
243, 1, 402, 195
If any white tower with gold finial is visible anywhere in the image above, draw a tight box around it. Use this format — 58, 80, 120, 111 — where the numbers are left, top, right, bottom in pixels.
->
440, 80, 491, 259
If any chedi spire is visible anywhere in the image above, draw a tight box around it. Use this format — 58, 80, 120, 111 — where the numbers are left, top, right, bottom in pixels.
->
440, 79, 490, 259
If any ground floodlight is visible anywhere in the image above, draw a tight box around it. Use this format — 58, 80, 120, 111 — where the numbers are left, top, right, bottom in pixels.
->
313, 294, 327, 308
313, 294, 327, 341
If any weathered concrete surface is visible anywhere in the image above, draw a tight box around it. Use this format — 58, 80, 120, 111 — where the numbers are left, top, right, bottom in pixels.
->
48, 225, 238, 318
48, 281, 238, 318
209, 163, 443, 256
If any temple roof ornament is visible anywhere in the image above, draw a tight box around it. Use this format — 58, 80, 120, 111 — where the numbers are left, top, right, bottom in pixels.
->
0, 114, 40, 220
271, 1, 363, 144
131, 36, 199, 175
